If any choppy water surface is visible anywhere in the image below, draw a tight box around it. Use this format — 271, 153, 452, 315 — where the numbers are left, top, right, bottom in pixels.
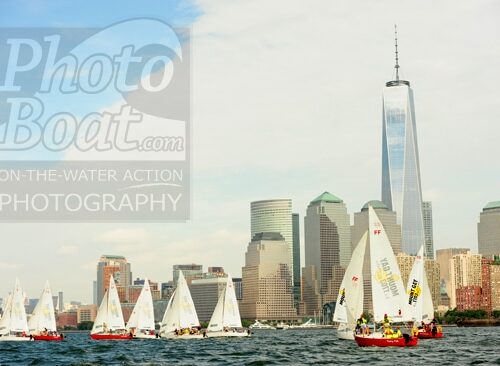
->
0, 327, 499, 365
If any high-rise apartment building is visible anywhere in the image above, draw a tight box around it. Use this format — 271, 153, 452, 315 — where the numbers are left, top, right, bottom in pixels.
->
351, 200, 401, 313
77, 304, 97, 323
435, 248, 469, 300
449, 251, 482, 309
381, 29, 425, 256
240, 232, 296, 320
301, 192, 351, 315
251, 199, 293, 272
478, 201, 500, 257
96, 255, 132, 305
422, 201, 434, 259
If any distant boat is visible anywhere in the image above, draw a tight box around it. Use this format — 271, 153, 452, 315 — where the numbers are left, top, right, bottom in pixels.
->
126, 278, 156, 339
334, 231, 367, 340
354, 206, 418, 347
275, 322, 290, 330
28, 281, 64, 341
0, 279, 32, 342
91, 275, 131, 340
159, 271, 202, 339
249, 320, 276, 330
207, 274, 250, 338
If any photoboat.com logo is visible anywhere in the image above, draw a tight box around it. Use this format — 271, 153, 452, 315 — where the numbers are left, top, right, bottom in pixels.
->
0, 19, 190, 221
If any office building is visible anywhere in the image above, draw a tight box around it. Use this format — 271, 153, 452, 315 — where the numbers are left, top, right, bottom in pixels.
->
422, 201, 434, 259
77, 304, 97, 323
173, 264, 202, 286
96, 255, 132, 305
251, 199, 293, 271
240, 232, 296, 320
478, 201, 500, 257
190, 277, 228, 322
292, 213, 301, 306
449, 251, 482, 309
381, 29, 425, 256
436, 248, 469, 299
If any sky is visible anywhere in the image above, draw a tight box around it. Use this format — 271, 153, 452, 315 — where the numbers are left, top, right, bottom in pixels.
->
0, 0, 499, 303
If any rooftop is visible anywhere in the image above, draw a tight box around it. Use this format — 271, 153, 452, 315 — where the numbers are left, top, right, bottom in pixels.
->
484, 201, 500, 211
361, 200, 388, 211
310, 191, 343, 204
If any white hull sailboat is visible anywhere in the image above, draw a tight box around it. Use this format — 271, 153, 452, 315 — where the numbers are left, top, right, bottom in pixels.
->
0, 279, 32, 342
159, 271, 202, 339
333, 232, 367, 340
126, 278, 157, 339
91, 275, 131, 340
354, 206, 418, 347
28, 281, 63, 341
207, 274, 249, 338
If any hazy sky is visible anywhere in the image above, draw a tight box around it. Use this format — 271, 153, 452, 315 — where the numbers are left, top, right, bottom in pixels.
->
0, 0, 499, 303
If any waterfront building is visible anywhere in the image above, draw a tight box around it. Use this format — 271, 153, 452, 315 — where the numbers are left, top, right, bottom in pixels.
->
251, 199, 294, 273
173, 264, 203, 286
233, 277, 243, 300
381, 28, 425, 256
161, 281, 174, 300
292, 213, 301, 307
77, 304, 97, 323
190, 277, 228, 322
449, 251, 482, 309
96, 255, 132, 305
490, 263, 500, 311
240, 232, 296, 321
57, 311, 77, 328
436, 248, 469, 299
351, 200, 401, 313
478, 201, 500, 257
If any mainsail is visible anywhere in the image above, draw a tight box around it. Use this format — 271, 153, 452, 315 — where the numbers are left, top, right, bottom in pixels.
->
160, 271, 200, 334
368, 206, 410, 322
9, 279, 29, 333
127, 278, 155, 331
28, 281, 57, 334
91, 275, 126, 334
208, 274, 242, 332
333, 231, 367, 324
0, 294, 12, 335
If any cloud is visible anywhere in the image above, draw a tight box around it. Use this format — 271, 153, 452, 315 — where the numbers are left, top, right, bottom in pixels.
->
58, 245, 78, 254
0, 262, 22, 270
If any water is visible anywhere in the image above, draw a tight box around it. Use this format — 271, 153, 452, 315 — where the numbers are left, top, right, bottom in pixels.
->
0, 327, 499, 365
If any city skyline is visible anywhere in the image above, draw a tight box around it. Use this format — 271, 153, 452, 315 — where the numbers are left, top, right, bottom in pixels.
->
1, 0, 500, 303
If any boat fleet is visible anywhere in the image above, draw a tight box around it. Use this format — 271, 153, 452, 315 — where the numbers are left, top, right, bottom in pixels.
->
0, 271, 249, 342
332, 205, 444, 347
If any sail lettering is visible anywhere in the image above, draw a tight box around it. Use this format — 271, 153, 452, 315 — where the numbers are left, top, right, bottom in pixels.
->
408, 279, 420, 305
378, 258, 399, 298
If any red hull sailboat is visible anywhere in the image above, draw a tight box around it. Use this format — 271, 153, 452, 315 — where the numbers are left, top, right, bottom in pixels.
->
417, 331, 443, 339
355, 334, 418, 347
90, 333, 132, 340
33, 334, 64, 341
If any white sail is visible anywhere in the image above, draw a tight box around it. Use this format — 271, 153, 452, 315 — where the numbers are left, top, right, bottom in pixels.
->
421, 267, 434, 322
208, 274, 242, 332
91, 275, 125, 334
127, 278, 155, 331
28, 281, 57, 334
9, 279, 29, 333
333, 231, 367, 324
368, 206, 410, 322
160, 271, 199, 333
91, 288, 109, 334
0, 294, 12, 335
406, 246, 424, 321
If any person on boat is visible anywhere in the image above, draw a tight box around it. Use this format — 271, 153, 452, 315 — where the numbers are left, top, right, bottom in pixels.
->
431, 323, 438, 336
395, 326, 402, 338
411, 324, 419, 337
383, 313, 391, 327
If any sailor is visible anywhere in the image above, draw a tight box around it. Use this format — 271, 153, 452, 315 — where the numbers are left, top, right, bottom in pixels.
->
395, 326, 402, 338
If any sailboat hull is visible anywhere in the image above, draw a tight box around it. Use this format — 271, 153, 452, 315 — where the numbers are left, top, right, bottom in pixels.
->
207, 330, 250, 338
0, 335, 33, 342
337, 328, 354, 340
90, 333, 132, 340
161, 332, 203, 339
33, 335, 64, 341
132, 332, 158, 339
417, 331, 443, 339
355, 334, 418, 347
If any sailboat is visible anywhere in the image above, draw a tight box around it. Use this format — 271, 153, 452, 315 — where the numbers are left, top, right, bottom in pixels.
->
159, 271, 202, 339
28, 281, 64, 341
126, 278, 156, 339
354, 206, 418, 347
207, 274, 249, 338
334, 232, 367, 340
91, 275, 131, 340
406, 246, 443, 339
0, 279, 32, 341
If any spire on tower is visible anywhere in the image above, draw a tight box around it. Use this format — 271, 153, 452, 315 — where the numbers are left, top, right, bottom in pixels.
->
394, 24, 399, 81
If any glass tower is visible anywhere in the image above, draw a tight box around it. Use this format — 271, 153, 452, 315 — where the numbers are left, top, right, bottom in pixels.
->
381, 27, 425, 256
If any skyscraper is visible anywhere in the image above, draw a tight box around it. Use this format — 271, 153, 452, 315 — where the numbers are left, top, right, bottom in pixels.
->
292, 213, 301, 306
173, 264, 203, 286
240, 232, 296, 320
478, 201, 500, 257
251, 199, 293, 270
301, 192, 351, 315
422, 201, 434, 259
449, 251, 482, 309
381, 27, 425, 256
96, 255, 132, 305
351, 200, 402, 313
435, 248, 469, 299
